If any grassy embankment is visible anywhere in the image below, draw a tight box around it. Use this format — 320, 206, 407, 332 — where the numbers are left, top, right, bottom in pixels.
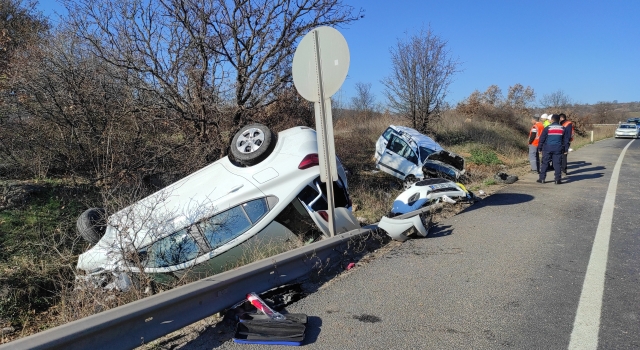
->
0, 112, 614, 343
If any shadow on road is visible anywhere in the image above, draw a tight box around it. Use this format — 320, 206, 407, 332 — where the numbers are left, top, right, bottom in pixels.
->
564, 172, 604, 183
426, 194, 534, 237
567, 160, 592, 170
461, 193, 535, 214
568, 166, 606, 175
428, 224, 453, 238
303, 316, 323, 345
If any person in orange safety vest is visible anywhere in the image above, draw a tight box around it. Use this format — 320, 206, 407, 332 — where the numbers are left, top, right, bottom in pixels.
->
528, 115, 545, 173
559, 113, 574, 175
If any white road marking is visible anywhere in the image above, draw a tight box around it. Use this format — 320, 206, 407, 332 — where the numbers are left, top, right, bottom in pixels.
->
568, 139, 635, 350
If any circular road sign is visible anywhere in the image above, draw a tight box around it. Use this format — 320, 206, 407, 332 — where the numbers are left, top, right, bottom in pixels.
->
292, 26, 350, 102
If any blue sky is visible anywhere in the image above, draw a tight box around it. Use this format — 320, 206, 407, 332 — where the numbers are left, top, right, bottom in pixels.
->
37, 0, 639, 106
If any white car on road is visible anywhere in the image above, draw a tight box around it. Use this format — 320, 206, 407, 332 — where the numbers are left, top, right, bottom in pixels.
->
76, 124, 360, 288
615, 123, 640, 138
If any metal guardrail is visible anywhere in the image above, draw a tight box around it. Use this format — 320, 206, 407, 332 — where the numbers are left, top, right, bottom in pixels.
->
1, 226, 381, 350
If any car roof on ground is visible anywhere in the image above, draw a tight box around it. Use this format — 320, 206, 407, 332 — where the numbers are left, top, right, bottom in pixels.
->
392, 125, 444, 152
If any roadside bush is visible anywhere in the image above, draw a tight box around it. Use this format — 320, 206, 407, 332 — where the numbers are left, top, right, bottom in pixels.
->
468, 148, 502, 166
0, 181, 88, 330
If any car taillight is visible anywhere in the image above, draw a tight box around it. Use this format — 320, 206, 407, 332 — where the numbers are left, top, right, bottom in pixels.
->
298, 153, 319, 169
318, 210, 329, 222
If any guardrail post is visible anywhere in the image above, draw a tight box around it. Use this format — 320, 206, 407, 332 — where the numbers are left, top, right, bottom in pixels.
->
590, 130, 594, 143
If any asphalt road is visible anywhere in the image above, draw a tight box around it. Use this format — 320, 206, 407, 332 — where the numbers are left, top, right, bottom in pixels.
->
188, 138, 640, 349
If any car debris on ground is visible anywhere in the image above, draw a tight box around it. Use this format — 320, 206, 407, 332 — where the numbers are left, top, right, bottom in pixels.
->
378, 178, 478, 242
75, 125, 360, 291
374, 125, 466, 188
229, 290, 308, 346
494, 172, 519, 184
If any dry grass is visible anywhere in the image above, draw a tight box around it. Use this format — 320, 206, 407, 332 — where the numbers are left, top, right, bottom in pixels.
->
571, 125, 616, 150
3, 109, 606, 344
335, 111, 531, 220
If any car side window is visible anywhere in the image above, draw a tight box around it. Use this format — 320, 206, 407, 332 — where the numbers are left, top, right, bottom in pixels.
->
388, 135, 418, 164
242, 198, 269, 223
382, 127, 394, 140
387, 135, 407, 155
146, 228, 201, 268
402, 147, 418, 164
139, 198, 269, 268
199, 205, 252, 250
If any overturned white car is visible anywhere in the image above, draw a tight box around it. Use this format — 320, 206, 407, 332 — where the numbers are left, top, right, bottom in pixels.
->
76, 125, 360, 288
374, 125, 466, 188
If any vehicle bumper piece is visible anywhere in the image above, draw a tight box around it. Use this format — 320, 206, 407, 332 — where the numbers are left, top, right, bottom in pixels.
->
378, 215, 428, 242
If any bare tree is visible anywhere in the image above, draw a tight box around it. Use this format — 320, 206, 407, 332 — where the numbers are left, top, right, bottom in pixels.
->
593, 101, 615, 123
481, 85, 503, 106
60, 0, 362, 157
539, 89, 572, 109
0, 0, 49, 76
350, 81, 376, 115
506, 83, 535, 116
382, 26, 460, 133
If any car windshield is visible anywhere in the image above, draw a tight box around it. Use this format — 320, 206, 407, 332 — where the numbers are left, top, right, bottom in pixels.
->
419, 146, 435, 164
619, 124, 635, 129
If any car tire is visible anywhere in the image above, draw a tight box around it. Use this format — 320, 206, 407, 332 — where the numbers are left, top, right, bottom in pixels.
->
403, 175, 417, 190
229, 124, 276, 166
77, 208, 107, 245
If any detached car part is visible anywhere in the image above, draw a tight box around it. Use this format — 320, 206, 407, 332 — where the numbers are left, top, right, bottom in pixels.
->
378, 215, 429, 242
391, 178, 475, 216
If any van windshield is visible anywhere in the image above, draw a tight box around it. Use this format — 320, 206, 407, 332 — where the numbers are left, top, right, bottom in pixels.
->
419, 146, 435, 164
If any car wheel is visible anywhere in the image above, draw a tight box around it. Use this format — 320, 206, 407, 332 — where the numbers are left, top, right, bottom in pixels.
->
229, 124, 276, 166
77, 208, 107, 245
403, 175, 417, 190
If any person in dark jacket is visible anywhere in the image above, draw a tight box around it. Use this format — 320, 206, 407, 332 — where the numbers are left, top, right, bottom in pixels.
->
537, 114, 569, 184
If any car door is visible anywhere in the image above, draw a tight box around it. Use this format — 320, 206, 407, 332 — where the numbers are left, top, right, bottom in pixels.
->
306, 206, 360, 237
293, 178, 360, 237
375, 127, 395, 161
378, 134, 420, 180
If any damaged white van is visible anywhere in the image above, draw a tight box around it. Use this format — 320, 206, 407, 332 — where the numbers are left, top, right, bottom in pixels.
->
76, 125, 360, 288
374, 125, 465, 188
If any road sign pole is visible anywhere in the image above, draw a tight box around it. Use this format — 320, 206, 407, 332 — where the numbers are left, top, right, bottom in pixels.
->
312, 30, 336, 237
292, 26, 350, 238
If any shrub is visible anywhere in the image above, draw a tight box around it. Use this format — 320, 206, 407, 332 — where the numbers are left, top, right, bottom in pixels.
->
468, 148, 502, 165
